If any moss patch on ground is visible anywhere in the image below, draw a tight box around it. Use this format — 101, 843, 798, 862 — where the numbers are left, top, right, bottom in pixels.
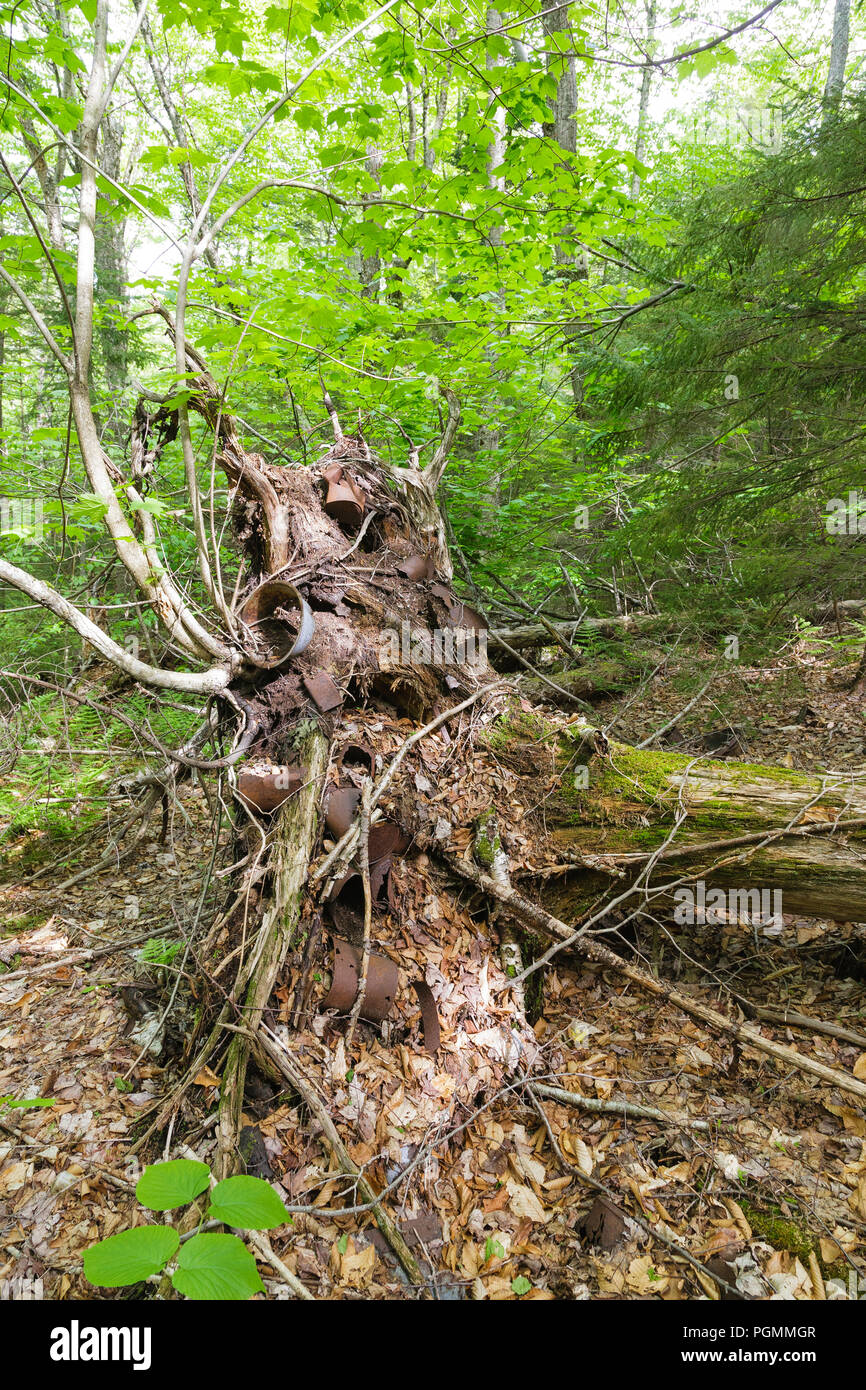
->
739, 1199, 815, 1264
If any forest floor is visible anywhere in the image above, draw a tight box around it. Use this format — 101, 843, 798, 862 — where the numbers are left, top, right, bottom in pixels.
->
1, 623, 865, 1302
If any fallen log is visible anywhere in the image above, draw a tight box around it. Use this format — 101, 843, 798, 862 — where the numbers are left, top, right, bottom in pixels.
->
216, 726, 329, 1178
489, 613, 668, 652
531, 717, 866, 923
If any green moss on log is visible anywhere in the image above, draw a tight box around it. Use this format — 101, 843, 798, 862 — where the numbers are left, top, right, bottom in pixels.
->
474, 810, 501, 868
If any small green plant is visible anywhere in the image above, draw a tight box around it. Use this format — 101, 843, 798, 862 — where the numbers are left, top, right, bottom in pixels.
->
0, 1095, 55, 1109
83, 1158, 292, 1300
136, 937, 182, 967
484, 1236, 505, 1263
511, 1275, 532, 1296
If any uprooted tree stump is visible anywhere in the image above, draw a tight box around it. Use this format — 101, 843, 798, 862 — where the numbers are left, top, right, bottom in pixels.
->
115, 346, 866, 1204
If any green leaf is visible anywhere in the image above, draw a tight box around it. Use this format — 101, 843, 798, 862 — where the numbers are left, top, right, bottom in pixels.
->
207, 1175, 291, 1231
84, 1225, 179, 1288
171, 1233, 265, 1300
135, 1159, 211, 1211
511, 1275, 532, 1296
131, 496, 170, 516
0, 1095, 55, 1109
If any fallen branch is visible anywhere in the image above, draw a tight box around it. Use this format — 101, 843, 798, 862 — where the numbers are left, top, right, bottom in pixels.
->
525, 1086, 744, 1298
489, 614, 666, 652
345, 779, 373, 1050
743, 1006, 866, 1050
251, 1025, 424, 1285
216, 727, 328, 1179
440, 854, 866, 1104
532, 1082, 712, 1131
0, 929, 160, 983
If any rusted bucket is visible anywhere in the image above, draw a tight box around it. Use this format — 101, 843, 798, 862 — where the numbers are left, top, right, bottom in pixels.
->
237, 764, 305, 813
238, 581, 314, 668
323, 464, 364, 529
322, 935, 398, 1023
324, 785, 361, 836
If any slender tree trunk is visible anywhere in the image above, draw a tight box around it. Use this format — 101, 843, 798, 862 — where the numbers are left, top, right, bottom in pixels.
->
359, 143, 383, 299
142, 14, 221, 270
94, 109, 129, 394
471, 7, 508, 499
630, 0, 657, 200
823, 0, 850, 113
541, 0, 585, 408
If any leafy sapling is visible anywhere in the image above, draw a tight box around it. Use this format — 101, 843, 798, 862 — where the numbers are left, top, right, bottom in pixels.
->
84, 1158, 292, 1300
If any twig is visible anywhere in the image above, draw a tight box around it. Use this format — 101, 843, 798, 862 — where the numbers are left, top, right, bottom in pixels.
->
743, 1006, 866, 1050
492, 629, 595, 712
525, 1086, 745, 1298
251, 1026, 424, 1284
0, 930, 159, 982
532, 1082, 712, 1131
636, 671, 718, 749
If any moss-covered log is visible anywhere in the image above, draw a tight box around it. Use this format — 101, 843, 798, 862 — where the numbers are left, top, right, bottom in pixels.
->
502, 715, 866, 923
488, 613, 669, 652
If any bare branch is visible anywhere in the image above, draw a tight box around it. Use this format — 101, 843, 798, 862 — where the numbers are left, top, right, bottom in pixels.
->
0, 149, 77, 360
101, 0, 152, 120
423, 386, 461, 491
0, 263, 71, 372
0, 557, 234, 693
172, 0, 405, 606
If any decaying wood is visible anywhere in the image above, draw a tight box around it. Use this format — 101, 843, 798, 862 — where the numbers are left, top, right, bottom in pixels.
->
217, 727, 329, 1178
519, 718, 866, 923
489, 613, 668, 652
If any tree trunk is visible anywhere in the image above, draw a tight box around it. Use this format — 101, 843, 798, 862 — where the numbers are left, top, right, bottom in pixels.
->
488, 613, 668, 651
165, 370, 477, 1168
541, 0, 586, 408
630, 0, 657, 200
525, 720, 866, 923
823, 0, 850, 114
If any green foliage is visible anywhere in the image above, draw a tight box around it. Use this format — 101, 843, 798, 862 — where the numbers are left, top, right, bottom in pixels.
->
172, 1233, 265, 1301
1, 1, 864, 774
84, 1158, 291, 1299
137, 937, 184, 967
84, 1225, 181, 1288
135, 1159, 211, 1211
0, 687, 198, 839
0, 1094, 55, 1109
206, 1175, 294, 1230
